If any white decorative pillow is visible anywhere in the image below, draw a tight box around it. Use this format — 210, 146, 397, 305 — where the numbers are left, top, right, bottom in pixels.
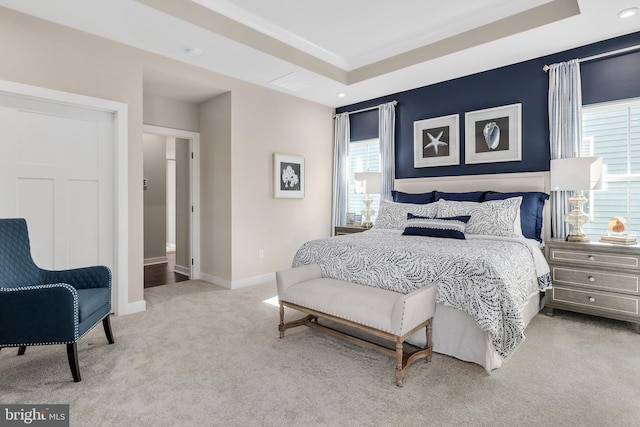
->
373, 200, 439, 230
436, 197, 523, 237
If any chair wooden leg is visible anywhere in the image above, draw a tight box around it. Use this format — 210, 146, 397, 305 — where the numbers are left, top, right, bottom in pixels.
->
17, 346, 26, 356
67, 343, 81, 382
103, 316, 115, 344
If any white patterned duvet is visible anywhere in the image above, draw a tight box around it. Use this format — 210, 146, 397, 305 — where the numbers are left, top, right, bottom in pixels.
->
292, 229, 551, 359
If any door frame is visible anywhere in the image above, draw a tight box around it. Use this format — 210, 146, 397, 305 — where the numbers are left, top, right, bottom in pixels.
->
0, 79, 133, 315
143, 124, 201, 280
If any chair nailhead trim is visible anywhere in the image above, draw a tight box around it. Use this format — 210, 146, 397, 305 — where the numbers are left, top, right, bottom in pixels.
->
1, 283, 80, 340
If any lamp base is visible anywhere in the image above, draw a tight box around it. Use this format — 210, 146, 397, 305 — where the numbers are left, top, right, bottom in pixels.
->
361, 194, 375, 229
564, 192, 591, 243
566, 232, 590, 243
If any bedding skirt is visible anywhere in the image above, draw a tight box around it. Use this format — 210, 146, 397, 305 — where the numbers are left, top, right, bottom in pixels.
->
407, 291, 542, 372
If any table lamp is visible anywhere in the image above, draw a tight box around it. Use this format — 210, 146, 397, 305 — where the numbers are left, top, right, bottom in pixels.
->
354, 172, 382, 228
550, 156, 603, 242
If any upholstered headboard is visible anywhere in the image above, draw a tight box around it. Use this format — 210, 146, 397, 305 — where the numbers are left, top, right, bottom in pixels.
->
394, 171, 551, 241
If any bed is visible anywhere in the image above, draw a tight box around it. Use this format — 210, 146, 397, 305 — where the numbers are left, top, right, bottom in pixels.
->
292, 172, 552, 372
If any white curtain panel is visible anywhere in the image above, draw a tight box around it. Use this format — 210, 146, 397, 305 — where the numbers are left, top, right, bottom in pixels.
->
378, 102, 396, 201
332, 112, 350, 230
548, 59, 583, 239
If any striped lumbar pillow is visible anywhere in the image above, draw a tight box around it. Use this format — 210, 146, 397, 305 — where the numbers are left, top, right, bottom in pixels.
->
402, 213, 471, 239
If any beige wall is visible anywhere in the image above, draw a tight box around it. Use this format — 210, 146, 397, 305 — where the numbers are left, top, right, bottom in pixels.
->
230, 85, 334, 281
143, 134, 168, 260
0, 8, 146, 304
143, 94, 199, 132
199, 93, 233, 282
175, 138, 191, 270
0, 7, 334, 303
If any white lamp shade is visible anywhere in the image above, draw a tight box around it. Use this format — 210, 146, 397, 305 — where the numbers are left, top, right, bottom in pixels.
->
354, 172, 382, 194
550, 157, 603, 191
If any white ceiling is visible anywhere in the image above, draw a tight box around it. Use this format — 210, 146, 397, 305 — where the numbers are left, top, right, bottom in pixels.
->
193, 0, 555, 70
1, 0, 639, 107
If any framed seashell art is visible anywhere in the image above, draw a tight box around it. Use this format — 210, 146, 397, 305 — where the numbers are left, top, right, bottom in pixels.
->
464, 103, 522, 164
413, 113, 460, 168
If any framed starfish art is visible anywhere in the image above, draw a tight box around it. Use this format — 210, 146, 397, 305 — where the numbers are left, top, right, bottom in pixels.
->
413, 113, 460, 168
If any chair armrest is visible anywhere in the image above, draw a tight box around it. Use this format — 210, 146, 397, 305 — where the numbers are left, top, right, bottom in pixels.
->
0, 284, 79, 345
40, 265, 111, 290
276, 264, 322, 296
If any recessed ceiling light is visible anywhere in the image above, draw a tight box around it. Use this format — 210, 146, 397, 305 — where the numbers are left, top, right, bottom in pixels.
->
337, 93, 346, 98
618, 7, 638, 18
185, 47, 203, 56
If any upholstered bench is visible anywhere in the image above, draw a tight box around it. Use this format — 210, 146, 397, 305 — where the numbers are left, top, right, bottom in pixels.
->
276, 263, 436, 386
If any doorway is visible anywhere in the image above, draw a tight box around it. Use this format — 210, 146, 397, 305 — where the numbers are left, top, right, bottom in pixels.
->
142, 125, 200, 287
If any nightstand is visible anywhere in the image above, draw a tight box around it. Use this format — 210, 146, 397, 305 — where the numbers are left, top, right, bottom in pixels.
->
334, 225, 368, 235
545, 238, 640, 330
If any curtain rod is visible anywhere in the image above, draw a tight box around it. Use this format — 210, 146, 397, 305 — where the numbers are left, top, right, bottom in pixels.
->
333, 100, 397, 118
543, 44, 640, 71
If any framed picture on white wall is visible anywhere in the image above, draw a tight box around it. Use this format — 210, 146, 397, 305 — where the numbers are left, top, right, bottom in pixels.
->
465, 103, 522, 164
274, 153, 305, 198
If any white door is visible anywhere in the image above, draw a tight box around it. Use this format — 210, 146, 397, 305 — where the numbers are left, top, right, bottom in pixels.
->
0, 93, 114, 271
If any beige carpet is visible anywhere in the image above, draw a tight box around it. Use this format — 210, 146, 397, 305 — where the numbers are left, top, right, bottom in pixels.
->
2, 280, 640, 426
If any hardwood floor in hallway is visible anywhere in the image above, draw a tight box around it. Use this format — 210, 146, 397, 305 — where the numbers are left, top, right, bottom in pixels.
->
144, 252, 189, 288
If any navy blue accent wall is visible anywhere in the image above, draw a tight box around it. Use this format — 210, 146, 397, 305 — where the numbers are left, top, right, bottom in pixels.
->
349, 109, 378, 141
581, 50, 640, 105
337, 31, 640, 179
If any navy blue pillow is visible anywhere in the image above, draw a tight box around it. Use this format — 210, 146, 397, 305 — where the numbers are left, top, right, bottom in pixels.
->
392, 190, 436, 204
402, 213, 471, 240
435, 191, 489, 202
484, 191, 549, 242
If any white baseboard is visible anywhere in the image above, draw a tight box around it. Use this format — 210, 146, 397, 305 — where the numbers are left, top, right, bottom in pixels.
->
199, 272, 275, 289
199, 273, 230, 288
174, 264, 190, 277
231, 272, 276, 289
116, 299, 147, 316
144, 256, 167, 266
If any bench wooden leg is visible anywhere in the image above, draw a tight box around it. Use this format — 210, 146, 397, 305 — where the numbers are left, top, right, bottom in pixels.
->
279, 304, 285, 338
425, 318, 432, 363
395, 340, 405, 387
279, 298, 434, 387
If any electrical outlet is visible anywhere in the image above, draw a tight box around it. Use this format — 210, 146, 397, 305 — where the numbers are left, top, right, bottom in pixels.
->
258, 249, 264, 259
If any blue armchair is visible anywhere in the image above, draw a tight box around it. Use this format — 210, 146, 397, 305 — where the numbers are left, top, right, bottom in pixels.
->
0, 218, 114, 382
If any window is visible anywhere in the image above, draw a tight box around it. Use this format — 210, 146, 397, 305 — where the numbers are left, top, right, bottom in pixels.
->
348, 138, 380, 223
582, 98, 640, 235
